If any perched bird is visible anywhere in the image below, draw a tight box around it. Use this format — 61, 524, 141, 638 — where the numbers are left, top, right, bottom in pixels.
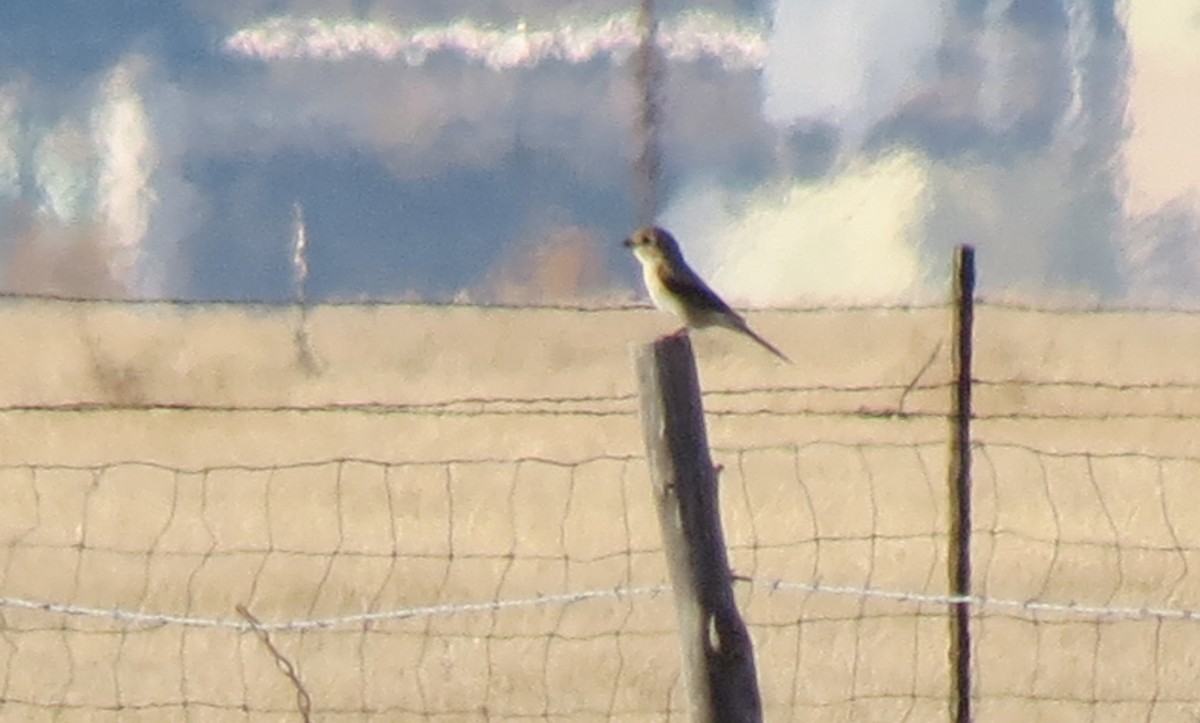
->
623, 225, 791, 363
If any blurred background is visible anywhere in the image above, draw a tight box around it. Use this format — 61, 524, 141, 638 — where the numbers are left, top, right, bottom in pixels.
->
0, 0, 1196, 305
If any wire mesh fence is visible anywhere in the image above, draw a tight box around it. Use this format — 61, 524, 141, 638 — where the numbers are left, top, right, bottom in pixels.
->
2, 298, 1200, 719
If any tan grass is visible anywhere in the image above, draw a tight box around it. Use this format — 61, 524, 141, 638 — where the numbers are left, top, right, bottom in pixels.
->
1, 299, 1199, 720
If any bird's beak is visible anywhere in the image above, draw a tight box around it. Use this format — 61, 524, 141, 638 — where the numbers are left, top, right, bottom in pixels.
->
621, 237, 633, 248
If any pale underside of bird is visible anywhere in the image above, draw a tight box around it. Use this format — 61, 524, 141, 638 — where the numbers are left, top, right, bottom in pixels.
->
623, 225, 791, 363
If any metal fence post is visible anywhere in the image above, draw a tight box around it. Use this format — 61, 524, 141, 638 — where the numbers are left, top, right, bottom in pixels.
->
948, 244, 976, 723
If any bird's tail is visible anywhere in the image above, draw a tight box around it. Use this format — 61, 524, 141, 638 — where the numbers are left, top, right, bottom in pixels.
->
735, 319, 792, 364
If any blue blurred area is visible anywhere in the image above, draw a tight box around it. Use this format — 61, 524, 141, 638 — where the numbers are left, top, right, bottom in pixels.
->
1, 0, 1192, 302
184, 145, 634, 301
0, 1, 211, 85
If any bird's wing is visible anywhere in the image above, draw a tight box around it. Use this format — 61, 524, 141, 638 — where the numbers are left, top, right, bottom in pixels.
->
657, 262, 737, 318
656, 258, 790, 361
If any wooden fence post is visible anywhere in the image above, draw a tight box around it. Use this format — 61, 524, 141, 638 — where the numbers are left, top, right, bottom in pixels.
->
948, 244, 976, 723
633, 333, 762, 723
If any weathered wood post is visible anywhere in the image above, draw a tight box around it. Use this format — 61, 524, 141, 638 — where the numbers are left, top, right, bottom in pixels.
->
633, 333, 762, 723
948, 244, 976, 723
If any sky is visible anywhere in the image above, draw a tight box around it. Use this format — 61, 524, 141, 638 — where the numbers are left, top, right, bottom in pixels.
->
0, 1, 1198, 305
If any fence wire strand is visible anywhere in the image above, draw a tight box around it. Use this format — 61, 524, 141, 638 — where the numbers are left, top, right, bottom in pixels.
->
5, 302, 1200, 719
4, 439, 1200, 718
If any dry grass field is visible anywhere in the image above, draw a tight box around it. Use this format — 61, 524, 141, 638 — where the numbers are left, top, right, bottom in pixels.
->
2, 297, 1200, 721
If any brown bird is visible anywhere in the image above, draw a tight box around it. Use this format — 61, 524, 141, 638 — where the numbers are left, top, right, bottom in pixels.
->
623, 225, 791, 363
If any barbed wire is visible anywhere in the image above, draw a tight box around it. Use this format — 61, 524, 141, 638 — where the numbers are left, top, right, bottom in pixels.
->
2, 374, 1197, 418
2, 393, 1196, 421
14, 288, 1200, 315
3, 338, 1200, 719
0, 289, 946, 311
5, 406, 1200, 424
4, 439, 1200, 716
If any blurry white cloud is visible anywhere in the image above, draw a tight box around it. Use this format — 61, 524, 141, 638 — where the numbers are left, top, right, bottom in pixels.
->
1124, 199, 1200, 301
762, 0, 945, 138
662, 151, 929, 304
223, 10, 766, 71
976, 11, 1037, 133
33, 120, 94, 224
212, 8, 771, 187
0, 83, 21, 201
92, 56, 157, 283
10, 0, 1196, 304
1120, 0, 1200, 298
0, 53, 200, 297
1122, 0, 1200, 216
1059, 0, 1097, 139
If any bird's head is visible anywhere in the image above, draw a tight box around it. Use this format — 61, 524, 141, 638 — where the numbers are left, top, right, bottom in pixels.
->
622, 226, 682, 265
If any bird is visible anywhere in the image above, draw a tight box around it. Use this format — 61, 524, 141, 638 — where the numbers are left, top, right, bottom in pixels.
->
623, 225, 791, 363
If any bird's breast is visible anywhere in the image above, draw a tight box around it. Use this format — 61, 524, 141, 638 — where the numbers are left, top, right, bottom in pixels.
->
642, 264, 688, 320
643, 263, 681, 309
